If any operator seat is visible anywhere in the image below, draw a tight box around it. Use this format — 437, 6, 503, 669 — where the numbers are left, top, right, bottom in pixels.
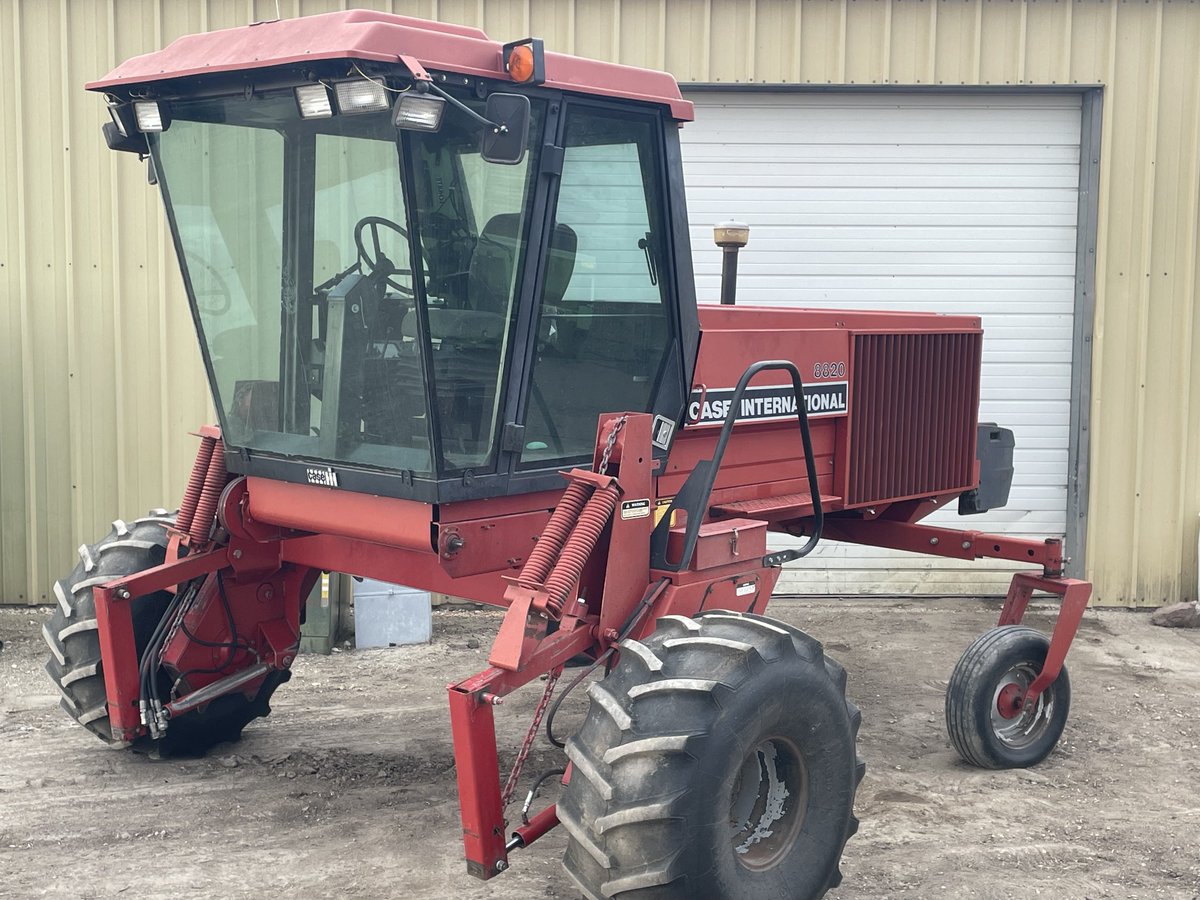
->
402, 214, 577, 341
404, 214, 576, 462
468, 213, 579, 350
468, 213, 578, 315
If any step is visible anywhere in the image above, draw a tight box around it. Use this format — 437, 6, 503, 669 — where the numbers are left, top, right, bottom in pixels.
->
710, 492, 840, 521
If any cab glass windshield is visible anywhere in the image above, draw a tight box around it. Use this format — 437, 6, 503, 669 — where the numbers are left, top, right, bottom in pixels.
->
150, 84, 543, 476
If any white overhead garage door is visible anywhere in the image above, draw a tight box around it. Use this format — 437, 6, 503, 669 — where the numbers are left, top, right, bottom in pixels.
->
679, 92, 1082, 595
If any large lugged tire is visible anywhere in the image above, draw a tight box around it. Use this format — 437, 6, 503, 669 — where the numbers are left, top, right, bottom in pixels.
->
945, 625, 1071, 769
44, 512, 175, 746
558, 610, 864, 900
44, 512, 287, 755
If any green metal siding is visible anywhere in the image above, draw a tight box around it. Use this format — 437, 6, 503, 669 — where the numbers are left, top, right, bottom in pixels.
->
1, 0, 1197, 606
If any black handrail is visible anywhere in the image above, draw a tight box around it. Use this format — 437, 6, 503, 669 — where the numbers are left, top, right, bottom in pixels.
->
650, 359, 824, 572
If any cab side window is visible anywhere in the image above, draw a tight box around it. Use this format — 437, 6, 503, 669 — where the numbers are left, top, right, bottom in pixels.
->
521, 107, 673, 465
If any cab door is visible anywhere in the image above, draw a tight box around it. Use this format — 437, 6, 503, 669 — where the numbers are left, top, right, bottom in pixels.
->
516, 100, 693, 470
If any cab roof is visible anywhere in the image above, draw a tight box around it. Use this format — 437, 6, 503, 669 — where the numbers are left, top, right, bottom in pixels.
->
85, 9, 694, 121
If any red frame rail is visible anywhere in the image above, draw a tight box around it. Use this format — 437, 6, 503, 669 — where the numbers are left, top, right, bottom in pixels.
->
93, 547, 232, 742
87, 413, 1093, 881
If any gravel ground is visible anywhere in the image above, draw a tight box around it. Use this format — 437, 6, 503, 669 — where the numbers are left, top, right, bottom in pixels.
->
0, 598, 1198, 899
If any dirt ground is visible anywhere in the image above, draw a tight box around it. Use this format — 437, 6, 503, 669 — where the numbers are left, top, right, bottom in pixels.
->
1, 598, 1198, 900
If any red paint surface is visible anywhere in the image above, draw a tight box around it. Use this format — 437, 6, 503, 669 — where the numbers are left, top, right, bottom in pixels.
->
246, 477, 434, 551
83, 295, 1095, 882
997, 572, 1092, 705
85, 9, 693, 121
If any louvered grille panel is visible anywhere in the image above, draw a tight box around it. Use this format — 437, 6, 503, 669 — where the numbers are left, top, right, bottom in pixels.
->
847, 332, 982, 506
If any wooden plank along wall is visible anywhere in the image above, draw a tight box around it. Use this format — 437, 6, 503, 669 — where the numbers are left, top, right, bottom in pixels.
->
1, 0, 1197, 606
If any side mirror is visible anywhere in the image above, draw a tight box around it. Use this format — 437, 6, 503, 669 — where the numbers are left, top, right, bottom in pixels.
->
481, 93, 531, 165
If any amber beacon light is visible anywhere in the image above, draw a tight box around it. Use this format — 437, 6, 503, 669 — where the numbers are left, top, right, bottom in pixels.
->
503, 38, 545, 85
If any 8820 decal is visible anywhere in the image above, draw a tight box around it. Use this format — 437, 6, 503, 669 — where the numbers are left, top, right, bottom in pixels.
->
813, 360, 847, 379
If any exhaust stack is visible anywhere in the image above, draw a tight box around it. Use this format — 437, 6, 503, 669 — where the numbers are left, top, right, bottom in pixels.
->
714, 220, 750, 305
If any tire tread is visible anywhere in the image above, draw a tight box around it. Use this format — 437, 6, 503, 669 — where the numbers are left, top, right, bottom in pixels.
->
560, 610, 861, 900
45, 511, 288, 754
945, 625, 1069, 769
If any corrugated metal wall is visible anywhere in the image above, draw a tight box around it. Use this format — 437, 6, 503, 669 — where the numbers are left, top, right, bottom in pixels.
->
2, 0, 1197, 607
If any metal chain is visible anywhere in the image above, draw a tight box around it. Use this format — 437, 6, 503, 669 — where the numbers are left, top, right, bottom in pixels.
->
500, 669, 560, 812
597, 415, 629, 476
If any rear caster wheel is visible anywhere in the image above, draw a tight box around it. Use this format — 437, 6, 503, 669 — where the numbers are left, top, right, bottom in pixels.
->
945, 625, 1070, 769
558, 611, 863, 900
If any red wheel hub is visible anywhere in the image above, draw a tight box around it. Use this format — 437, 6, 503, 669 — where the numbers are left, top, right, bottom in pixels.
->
996, 683, 1024, 719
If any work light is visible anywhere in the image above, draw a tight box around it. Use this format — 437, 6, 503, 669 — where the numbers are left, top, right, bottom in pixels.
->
393, 94, 446, 132
334, 79, 390, 115
295, 83, 334, 119
134, 100, 168, 132
107, 100, 136, 137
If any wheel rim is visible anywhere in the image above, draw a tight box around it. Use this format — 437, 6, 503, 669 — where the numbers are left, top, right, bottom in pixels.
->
990, 662, 1055, 750
728, 736, 808, 871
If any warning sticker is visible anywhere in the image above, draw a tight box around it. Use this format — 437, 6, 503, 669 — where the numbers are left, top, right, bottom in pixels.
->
621, 499, 652, 520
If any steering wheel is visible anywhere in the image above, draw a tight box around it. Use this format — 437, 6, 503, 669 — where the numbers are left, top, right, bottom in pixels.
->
354, 215, 414, 295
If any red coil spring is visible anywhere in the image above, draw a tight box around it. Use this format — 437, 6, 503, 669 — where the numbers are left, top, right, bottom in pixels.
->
175, 435, 217, 536
520, 480, 594, 585
189, 439, 227, 545
542, 483, 620, 617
